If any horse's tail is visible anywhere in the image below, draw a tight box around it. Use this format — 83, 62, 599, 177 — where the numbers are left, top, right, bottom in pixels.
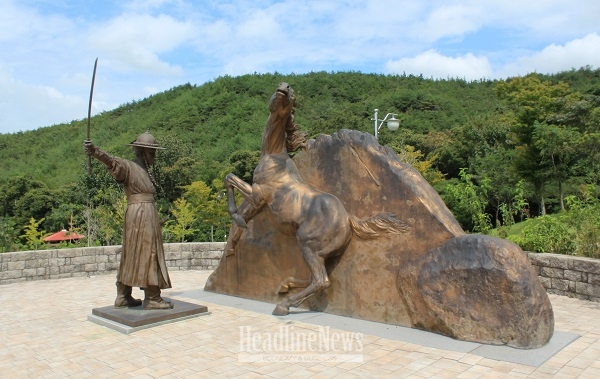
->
349, 212, 410, 240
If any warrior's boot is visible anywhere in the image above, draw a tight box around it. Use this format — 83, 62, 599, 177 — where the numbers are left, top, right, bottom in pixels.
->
143, 286, 174, 310
114, 282, 142, 308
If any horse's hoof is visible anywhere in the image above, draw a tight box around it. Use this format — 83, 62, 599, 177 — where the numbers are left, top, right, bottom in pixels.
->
277, 283, 289, 294
232, 214, 248, 229
272, 305, 290, 316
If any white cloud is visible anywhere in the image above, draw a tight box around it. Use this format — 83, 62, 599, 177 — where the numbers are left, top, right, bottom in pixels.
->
0, 68, 85, 132
414, 3, 485, 42
385, 50, 492, 80
0, 0, 599, 133
0, 1, 73, 43
237, 9, 282, 40
123, 0, 179, 12
499, 33, 600, 77
385, 33, 600, 81
88, 13, 195, 75
490, 0, 600, 39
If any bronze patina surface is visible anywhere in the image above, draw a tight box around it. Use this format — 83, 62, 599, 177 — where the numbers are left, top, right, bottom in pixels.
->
206, 83, 554, 348
221, 83, 408, 316
84, 132, 174, 310
397, 234, 554, 348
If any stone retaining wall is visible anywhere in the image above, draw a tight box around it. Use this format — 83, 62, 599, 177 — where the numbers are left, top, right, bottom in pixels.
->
0, 242, 225, 285
1, 244, 599, 303
527, 252, 600, 302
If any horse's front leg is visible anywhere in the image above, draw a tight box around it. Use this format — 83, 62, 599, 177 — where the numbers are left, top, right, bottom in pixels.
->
225, 173, 262, 228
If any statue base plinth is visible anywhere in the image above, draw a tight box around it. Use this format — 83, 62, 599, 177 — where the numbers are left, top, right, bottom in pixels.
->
88, 299, 209, 334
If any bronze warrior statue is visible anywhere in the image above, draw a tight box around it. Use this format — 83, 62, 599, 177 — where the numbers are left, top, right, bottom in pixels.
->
84, 131, 173, 310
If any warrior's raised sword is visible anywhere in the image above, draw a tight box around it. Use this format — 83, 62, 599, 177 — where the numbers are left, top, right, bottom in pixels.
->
86, 57, 98, 175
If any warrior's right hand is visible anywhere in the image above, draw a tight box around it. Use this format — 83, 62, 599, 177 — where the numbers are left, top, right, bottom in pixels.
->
84, 140, 114, 167
84, 139, 95, 156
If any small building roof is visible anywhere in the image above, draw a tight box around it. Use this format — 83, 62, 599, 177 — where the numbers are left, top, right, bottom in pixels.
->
44, 229, 85, 243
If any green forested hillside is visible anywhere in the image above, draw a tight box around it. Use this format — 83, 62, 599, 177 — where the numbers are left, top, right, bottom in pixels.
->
1, 68, 599, 254
0, 71, 501, 188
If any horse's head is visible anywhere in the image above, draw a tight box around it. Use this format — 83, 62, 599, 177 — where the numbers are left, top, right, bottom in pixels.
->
269, 82, 295, 120
262, 82, 305, 155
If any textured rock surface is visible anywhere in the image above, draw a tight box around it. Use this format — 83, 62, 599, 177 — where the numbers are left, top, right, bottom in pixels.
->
397, 234, 554, 348
206, 129, 463, 325
205, 129, 554, 347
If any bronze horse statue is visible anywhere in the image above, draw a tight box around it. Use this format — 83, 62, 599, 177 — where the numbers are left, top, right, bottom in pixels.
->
225, 82, 408, 316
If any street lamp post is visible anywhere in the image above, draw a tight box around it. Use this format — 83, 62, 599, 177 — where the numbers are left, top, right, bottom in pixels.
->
371, 109, 400, 140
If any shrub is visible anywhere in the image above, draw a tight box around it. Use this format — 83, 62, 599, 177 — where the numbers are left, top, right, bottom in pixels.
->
509, 216, 576, 255
563, 191, 600, 258
509, 186, 600, 258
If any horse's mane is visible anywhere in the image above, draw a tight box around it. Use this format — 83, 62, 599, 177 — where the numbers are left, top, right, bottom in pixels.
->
285, 114, 308, 152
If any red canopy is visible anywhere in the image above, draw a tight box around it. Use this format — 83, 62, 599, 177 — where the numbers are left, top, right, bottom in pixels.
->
44, 229, 85, 242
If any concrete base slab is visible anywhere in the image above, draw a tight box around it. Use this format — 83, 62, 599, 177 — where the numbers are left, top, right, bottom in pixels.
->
188, 289, 578, 367
88, 298, 209, 334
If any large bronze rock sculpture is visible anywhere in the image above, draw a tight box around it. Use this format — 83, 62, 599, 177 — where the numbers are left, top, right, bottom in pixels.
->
205, 83, 554, 348
397, 234, 554, 348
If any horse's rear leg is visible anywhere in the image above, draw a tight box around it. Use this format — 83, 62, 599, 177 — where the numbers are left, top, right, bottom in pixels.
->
277, 277, 310, 294
273, 248, 329, 316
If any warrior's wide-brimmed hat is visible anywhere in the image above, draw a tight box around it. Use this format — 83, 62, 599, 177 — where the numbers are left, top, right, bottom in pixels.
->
127, 131, 165, 150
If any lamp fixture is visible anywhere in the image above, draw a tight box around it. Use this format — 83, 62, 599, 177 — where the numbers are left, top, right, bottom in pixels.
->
371, 109, 400, 140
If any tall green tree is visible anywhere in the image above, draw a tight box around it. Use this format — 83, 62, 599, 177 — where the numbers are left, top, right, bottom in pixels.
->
434, 113, 513, 178
229, 150, 261, 184
164, 198, 199, 243
14, 187, 57, 227
471, 148, 528, 227
154, 135, 199, 203
20, 217, 47, 250
181, 181, 229, 241
390, 143, 445, 185
44, 203, 87, 235
442, 168, 492, 233
0, 177, 45, 217
494, 74, 573, 215
0, 217, 19, 253
533, 121, 582, 210
94, 192, 127, 246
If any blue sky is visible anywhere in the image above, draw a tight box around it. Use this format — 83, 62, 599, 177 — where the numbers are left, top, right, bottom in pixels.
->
1, 0, 599, 134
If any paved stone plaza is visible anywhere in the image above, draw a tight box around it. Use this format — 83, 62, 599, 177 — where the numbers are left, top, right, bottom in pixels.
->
1, 270, 600, 378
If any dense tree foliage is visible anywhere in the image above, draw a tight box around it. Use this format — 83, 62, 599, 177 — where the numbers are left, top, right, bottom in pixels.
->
0, 68, 598, 255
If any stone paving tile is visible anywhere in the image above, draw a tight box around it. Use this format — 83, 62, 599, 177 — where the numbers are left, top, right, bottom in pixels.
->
528, 366, 561, 378
428, 357, 474, 374
580, 366, 600, 378
1, 270, 600, 378
384, 368, 420, 378
555, 365, 585, 377
590, 358, 600, 370
567, 355, 594, 370
510, 364, 537, 375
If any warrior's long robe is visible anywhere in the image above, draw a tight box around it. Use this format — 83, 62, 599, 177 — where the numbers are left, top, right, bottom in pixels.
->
109, 158, 171, 289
